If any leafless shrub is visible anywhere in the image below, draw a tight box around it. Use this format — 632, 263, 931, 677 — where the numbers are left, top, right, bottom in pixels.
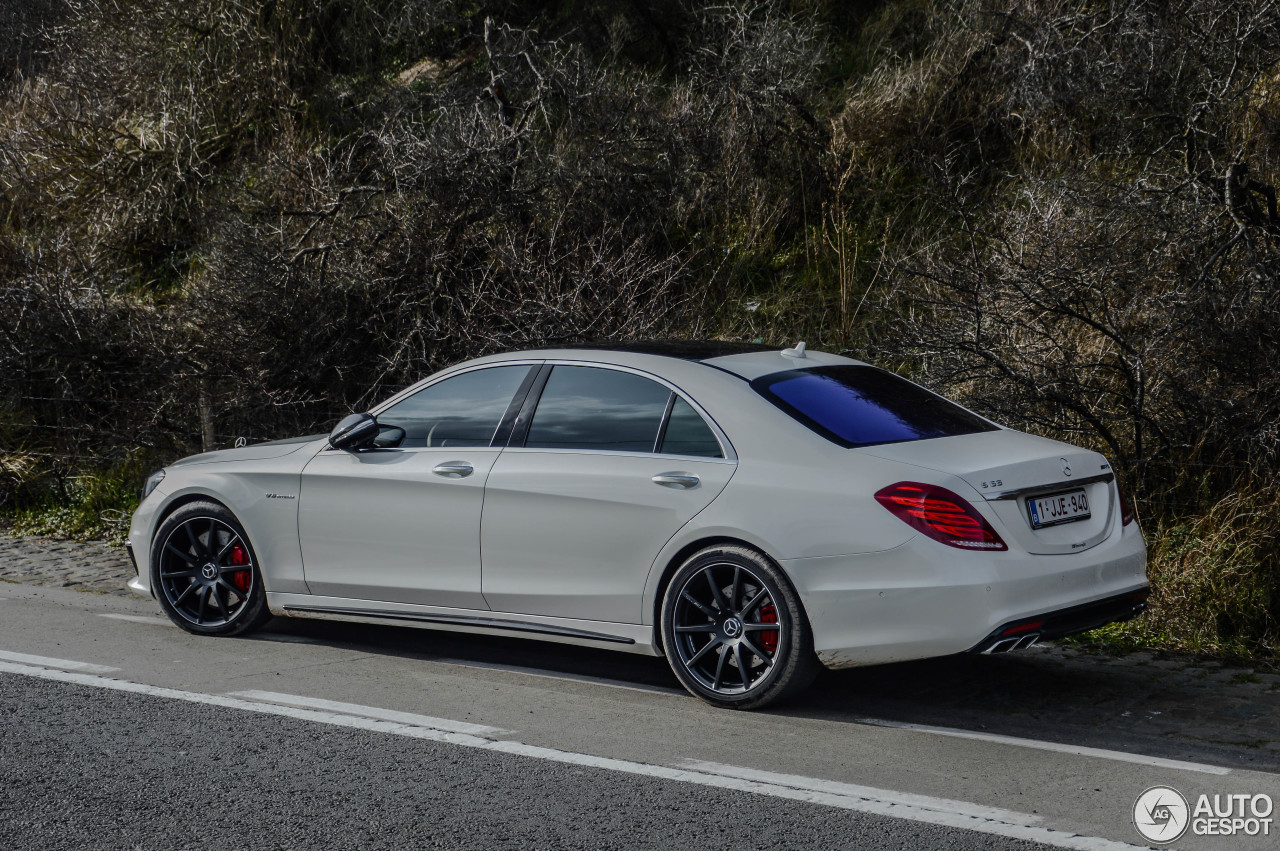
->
811, 0, 1280, 655
4, 0, 1280, 653
853, 0, 1280, 488
3, 2, 828, 464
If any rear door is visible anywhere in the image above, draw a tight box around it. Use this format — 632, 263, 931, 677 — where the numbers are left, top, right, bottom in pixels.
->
480, 363, 735, 623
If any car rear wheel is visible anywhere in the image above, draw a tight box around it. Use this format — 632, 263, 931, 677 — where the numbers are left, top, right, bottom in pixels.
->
151, 500, 271, 636
660, 545, 818, 709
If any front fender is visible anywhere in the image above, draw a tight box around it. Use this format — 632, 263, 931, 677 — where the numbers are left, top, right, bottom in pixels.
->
129, 460, 314, 596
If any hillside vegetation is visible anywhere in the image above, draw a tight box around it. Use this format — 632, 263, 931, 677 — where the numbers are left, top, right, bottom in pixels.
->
2, 0, 1278, 658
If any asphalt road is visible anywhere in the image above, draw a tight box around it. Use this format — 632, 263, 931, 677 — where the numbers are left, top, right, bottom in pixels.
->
1, 675, 1059, 851
1, 583, 1277, 851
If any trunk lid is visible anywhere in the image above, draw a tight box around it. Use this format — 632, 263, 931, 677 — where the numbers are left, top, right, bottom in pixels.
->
859, 429, 1118, 555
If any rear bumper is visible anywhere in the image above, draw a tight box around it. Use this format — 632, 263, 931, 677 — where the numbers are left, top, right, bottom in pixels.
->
783, 523, 1148, 669
966, 586, 1149, 654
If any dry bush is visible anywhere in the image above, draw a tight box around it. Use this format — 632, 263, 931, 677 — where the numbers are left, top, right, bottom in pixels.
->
1098, 484, 1280, 658
1, 0, 827, 461
838, 0, 1280, 479
4, 0, 1277, 658
890, 170, 1280, 479
817, 0, 1280, 656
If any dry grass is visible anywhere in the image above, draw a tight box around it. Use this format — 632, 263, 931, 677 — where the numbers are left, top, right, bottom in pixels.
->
1080, 484, 1280, 660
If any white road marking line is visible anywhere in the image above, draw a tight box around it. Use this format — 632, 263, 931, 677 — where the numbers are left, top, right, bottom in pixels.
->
680, 760, 1040, 824
0, 650, 118, 674
855, 716, 1231, 776
226, 689, 511, 737
0, 660, 1145, 851
434, 657, 684, 696
98, 613, 171, 626
0, 659, 493, 742
25, 613, 1234, 782
481, 743, 1147, 851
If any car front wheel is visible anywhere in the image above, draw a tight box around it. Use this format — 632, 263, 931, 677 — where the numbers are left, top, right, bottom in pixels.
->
660, 545, 818, 709
151, 500, 271, 636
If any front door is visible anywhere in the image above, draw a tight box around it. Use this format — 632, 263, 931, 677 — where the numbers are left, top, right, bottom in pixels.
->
299, 364, 535, 608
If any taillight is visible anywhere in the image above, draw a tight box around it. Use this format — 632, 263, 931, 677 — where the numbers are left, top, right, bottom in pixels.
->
874, 481, 1008, 551
1116, 480, 1135, 526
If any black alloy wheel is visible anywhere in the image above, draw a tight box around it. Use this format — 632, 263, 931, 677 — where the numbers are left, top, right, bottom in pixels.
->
151, 500, 270, 636
661, 545, 818, 709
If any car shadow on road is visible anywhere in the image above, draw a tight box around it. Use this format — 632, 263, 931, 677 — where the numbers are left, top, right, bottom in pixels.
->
247, 616, 1280, 774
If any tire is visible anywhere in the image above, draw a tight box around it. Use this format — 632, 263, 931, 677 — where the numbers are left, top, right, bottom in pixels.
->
660, 544, 818, 709
150, 500, 271, 636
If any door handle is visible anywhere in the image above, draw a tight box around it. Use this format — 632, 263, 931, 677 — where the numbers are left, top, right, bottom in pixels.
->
432, 462, 474, 478
652, 472, 700, 489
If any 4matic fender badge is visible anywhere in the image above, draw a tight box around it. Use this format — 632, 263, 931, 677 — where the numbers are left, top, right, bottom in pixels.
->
264, 493, 296, 500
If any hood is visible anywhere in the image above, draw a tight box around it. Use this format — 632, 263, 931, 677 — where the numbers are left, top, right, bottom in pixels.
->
169, 434, 326, 468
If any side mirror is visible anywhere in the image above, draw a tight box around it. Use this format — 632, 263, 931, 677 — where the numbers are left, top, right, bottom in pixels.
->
329, 412, 379, 451
372, 424, 407, 448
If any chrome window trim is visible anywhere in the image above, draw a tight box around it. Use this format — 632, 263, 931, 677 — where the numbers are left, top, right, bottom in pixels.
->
521, 359, 738, 462
368, 360, 547, 418
498, 445, 737, 465
347, 360, 544, 451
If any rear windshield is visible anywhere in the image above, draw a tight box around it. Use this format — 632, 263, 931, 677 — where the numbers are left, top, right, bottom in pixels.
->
751, 365, 998, 448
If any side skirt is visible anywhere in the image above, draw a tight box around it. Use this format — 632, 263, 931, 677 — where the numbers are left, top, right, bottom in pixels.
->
266, 593, 661, 656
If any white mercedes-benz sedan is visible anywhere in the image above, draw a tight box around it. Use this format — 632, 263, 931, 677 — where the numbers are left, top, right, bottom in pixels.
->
126, 341, 1148, 708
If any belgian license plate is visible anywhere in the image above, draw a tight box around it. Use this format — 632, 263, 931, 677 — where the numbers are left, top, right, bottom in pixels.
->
1027, 489, 1090, 529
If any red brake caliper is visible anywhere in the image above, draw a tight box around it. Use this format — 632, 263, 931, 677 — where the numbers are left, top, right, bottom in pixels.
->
229, 544, 251, 591
759, 603, 778, 654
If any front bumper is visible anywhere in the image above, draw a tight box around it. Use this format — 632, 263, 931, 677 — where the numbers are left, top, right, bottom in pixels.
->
123, 539, 153, 597
125, 488, 167, 598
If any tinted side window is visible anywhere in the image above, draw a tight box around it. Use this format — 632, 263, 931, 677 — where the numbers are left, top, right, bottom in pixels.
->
659, 397, 723, 458
525, 366, 670, 452
378, 365, 532, 448
752, 365, 998, 448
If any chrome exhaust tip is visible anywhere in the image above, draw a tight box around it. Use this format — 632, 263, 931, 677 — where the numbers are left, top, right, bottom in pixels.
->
981, 633, 1041, 654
